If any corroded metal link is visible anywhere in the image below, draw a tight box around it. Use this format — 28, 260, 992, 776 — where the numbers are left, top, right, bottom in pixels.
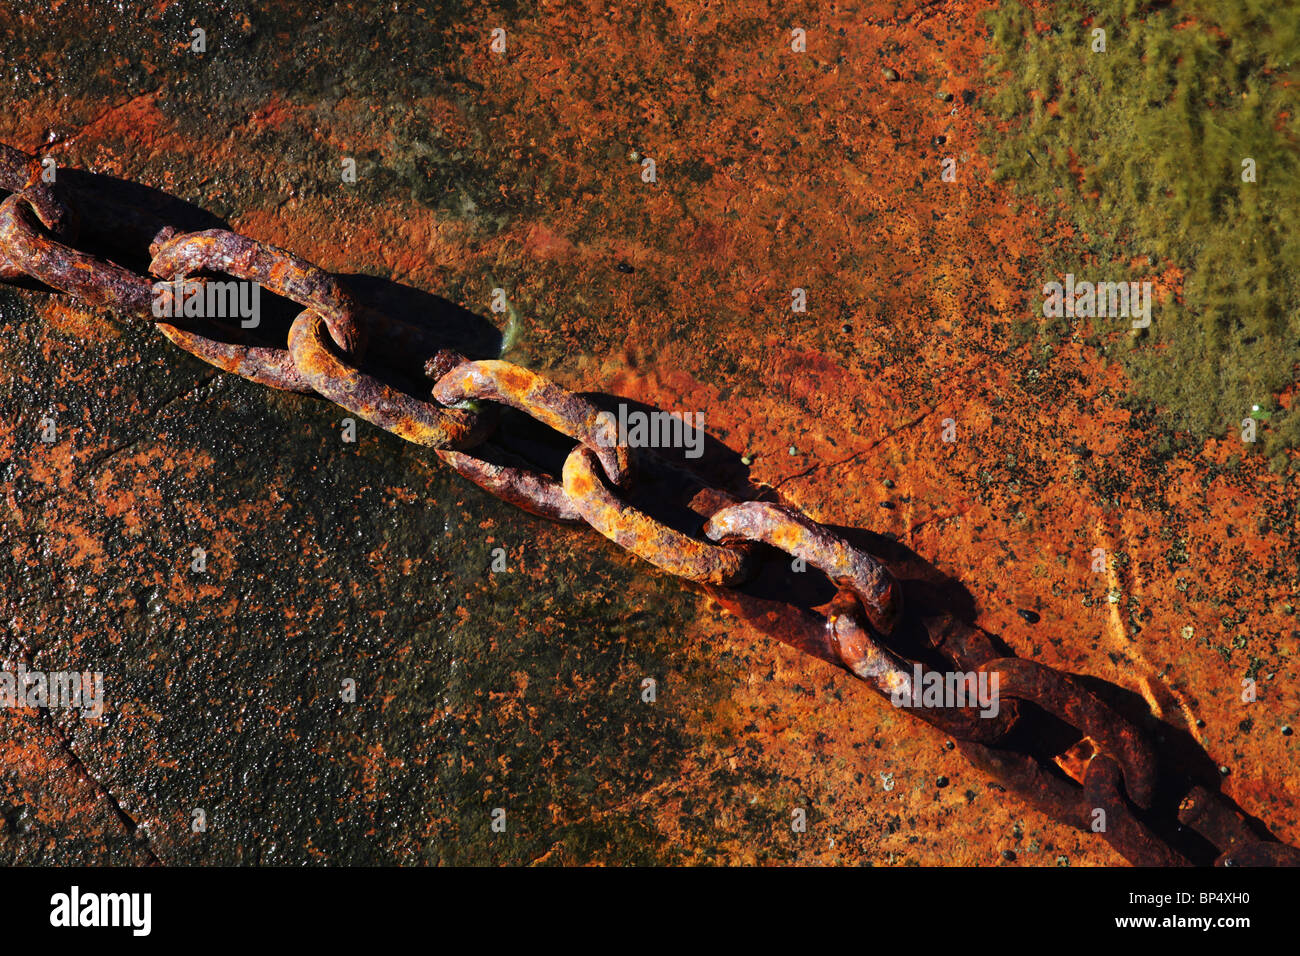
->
704, 593, 1016, 741
158, 316, 314, 393
432, 359, 630, 486
923, 614, 1003, 671
1178, 785, 1256, 853
697, 502, 1012, 739
957, 738, 1093, 822
1084, 754, 1190, 866
1178, 786, 1300, 866
958, 743, 1180, 866
0, 194, 154, 314
0, 195, 300, 392
148, 301, 471, 395
429, 358, 635, 523
150, 228, 367, 356
0, 143, 73, 235
562, 446, 752, 585
0, 144, 77, 280
823, 591, 912, 695
979, 657, 1156, 809
437, 445, 582, 523
825, 597, 1016, 742
288, 310, 494, 449
703, 501, 900, 634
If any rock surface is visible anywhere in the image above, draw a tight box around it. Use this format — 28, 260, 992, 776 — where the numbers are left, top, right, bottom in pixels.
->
0, 0, 1294, 865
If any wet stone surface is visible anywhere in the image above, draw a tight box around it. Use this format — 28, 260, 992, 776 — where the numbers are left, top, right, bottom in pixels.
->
0, 285, 740, 864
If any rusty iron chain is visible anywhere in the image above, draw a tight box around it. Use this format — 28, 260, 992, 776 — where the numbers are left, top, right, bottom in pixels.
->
1, 143, 1294, 867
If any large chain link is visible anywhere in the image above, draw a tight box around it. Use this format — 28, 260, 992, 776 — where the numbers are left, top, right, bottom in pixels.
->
1, 144, 1294, 867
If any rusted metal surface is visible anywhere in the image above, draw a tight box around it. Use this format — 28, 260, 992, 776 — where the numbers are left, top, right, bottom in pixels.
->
1, 130, 1294, 869
437, 445, 582, 523
288, 309, 493, 449
562, 446, 752, 585
1084, 754, 1189, 867
433, 358, 630, 485
1216, 842, 1300, 867
704, 501, 900, 634
982, 657, 1157, 809
150, 228, 366, 355
0, 194, 153, 314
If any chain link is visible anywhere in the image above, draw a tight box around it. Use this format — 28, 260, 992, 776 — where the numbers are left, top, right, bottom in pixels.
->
1, 143, 1294, 867
0, 144, 76, 280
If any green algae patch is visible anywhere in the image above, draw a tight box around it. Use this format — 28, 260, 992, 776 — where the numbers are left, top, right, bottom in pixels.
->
983, 1, 1300, 463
